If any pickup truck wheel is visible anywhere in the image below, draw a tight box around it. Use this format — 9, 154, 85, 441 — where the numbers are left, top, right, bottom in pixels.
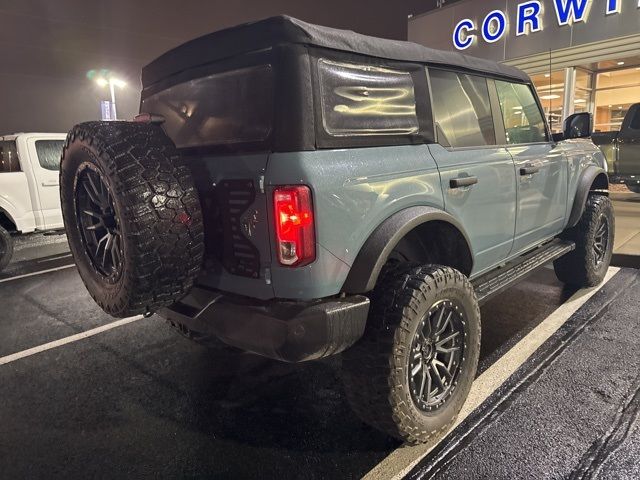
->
342, 264, 480, 444
554, 194, 614, 288
60, 121, 205, 317
0, 225, 13, 272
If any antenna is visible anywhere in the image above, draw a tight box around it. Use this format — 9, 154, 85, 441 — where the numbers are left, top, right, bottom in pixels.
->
549, 49, 553, 132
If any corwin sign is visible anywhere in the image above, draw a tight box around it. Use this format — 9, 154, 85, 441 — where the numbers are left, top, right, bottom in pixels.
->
453, 0, 640, 50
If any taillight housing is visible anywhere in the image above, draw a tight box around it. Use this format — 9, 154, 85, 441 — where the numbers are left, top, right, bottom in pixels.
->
273, 186, 315, 267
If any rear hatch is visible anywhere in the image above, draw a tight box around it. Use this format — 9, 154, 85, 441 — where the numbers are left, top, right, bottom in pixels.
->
140, 64, 276, 299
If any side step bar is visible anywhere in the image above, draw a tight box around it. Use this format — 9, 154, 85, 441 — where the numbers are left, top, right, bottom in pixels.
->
472, 238, 575, 305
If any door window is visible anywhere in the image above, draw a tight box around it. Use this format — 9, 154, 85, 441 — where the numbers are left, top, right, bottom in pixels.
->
429, 69, 495, 148
35, 140, 64, 171
495, 81, 548, 145
0, 141, 20, 172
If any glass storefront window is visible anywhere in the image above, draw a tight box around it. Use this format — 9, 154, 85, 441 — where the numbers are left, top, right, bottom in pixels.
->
594, 67, 640, 132
574, 69, 593, 114
531, 71, 565, 133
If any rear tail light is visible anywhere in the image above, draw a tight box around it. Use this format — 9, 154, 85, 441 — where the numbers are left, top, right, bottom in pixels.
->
273, 186, 315, 267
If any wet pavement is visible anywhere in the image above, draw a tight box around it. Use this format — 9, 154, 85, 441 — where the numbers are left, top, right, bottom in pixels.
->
407, 268, 640, 480
0, 235, 638, 479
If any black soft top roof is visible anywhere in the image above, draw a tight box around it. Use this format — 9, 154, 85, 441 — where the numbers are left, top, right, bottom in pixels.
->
142, 15, 529, 88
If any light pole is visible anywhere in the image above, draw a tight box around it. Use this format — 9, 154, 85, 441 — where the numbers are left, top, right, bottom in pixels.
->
96, 76, 126, 120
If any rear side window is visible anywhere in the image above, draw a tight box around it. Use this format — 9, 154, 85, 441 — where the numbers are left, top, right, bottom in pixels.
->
141, 65, 274, 149
429, 69, 495, 148
495, 81, 548, 144
35, 140, 64, 171
318, 59, 419, 136
0, 141, 20, 172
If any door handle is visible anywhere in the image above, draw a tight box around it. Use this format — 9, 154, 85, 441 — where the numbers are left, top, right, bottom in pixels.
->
450, 176, 478, 188
520, 165, 540, 176
41, 180, 59, 187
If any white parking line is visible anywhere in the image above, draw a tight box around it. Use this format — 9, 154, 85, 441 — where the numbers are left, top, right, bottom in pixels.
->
0, 264, 76, 284
0, 315, 145, 366
36, 253, 73, 264
364, 267, 620, 480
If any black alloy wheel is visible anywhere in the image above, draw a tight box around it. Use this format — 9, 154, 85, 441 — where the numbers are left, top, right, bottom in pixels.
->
593, 214, 609, 267
409, 299, 466, 411
554, 194, 614, 288
75, 165, 123, 282
60, 121, 205, 318
342, 264, 481, 444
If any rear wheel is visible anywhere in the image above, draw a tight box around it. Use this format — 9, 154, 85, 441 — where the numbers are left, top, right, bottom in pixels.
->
554, 194, 614, 287
0, 225, 13, 272
628, 185, 640, 194
342, 264, 480, 444
60, 121, 205, 317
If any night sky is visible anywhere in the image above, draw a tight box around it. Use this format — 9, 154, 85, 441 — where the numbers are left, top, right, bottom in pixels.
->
0, 0, 459, 134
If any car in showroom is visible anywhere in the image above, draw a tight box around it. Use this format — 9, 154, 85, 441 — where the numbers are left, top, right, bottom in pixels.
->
0, 133, 66, 271
58, 16, 613, 445
593, 102, 640, 193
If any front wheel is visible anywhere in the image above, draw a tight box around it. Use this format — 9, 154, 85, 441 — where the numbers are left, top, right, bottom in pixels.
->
0, 225, 13, 272
554, 194, 614, 287
628, 185, 640, 194
342, 264, 480, 444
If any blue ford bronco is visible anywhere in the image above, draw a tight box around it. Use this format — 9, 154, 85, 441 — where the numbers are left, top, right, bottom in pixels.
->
60, 16, 613, 444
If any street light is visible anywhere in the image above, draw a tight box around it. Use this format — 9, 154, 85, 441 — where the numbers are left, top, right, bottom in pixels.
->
95, 76, 126, 120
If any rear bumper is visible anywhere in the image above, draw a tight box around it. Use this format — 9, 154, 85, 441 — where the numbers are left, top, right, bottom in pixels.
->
158, 286, 370, 362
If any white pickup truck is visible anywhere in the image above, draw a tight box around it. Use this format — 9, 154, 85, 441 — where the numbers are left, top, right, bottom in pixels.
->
0, 133, 67, 271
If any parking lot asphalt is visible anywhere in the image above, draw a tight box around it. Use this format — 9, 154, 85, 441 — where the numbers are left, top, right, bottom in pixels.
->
0, 236, 638, 479
406, 267, 640, 480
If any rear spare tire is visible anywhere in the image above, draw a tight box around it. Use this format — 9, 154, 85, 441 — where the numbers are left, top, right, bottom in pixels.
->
60, 121, 205, 317
0, 225, 13, 272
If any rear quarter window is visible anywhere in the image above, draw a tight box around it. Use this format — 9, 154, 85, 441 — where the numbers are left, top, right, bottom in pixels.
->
317, 59, 419, 136
0, 141, 20, 172
35, 140, 64, 171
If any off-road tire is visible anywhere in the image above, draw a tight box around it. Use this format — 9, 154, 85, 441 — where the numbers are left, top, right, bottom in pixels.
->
342, 264, 481, 444
60, 121, 205, 317
554, 194, 614, 287
0, 225, 13, 272
628, 185, 640, 194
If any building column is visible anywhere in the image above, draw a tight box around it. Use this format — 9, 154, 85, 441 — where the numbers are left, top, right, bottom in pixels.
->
562, 67, 576, 121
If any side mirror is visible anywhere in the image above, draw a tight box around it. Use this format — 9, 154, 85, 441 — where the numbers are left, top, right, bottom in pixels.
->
563, 112, 592, 139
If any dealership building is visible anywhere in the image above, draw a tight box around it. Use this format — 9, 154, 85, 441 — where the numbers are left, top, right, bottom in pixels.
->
409, 0, 640, 132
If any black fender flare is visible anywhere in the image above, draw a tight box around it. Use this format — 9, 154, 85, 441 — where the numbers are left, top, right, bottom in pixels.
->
342, 206, 473, 294
567, 166, 608, 228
